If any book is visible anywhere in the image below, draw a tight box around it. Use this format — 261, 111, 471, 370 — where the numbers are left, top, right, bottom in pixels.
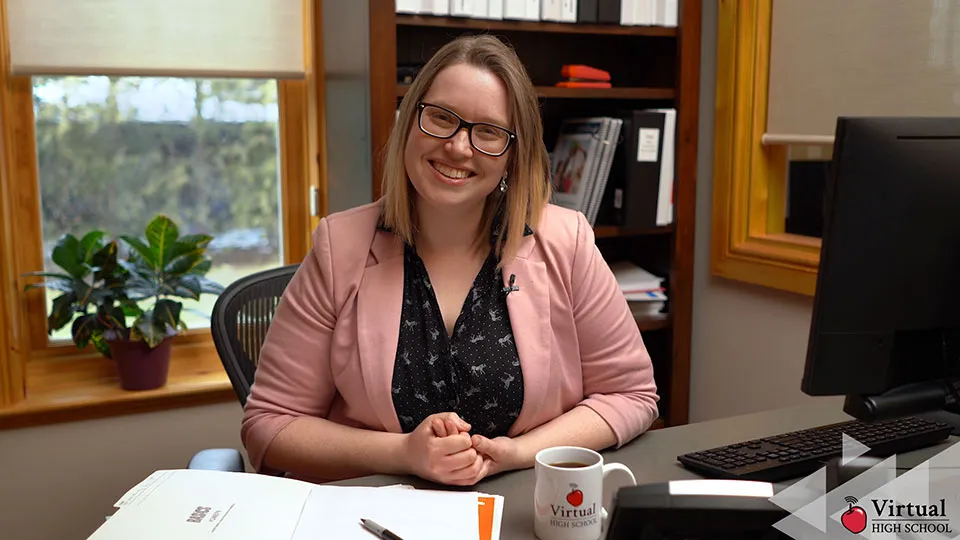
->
549, 117, 610, 215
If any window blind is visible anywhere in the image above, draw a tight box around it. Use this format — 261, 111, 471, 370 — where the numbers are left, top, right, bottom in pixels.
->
765, 0, 959, 144
7, 0, 306, 79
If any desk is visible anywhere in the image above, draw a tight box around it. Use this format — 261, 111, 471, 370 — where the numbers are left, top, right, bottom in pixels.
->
334, 400, 960, 539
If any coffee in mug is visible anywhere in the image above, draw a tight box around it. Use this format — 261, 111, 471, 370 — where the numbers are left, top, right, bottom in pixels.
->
534, 446, 636, 540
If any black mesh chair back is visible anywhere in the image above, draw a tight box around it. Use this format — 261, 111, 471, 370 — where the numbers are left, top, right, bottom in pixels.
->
211, 264, 300, 406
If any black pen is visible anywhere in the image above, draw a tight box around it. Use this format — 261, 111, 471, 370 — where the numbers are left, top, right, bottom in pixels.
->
360, 518, 405, 540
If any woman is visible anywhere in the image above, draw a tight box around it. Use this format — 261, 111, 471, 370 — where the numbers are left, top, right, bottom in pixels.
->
240, 34, 659, 487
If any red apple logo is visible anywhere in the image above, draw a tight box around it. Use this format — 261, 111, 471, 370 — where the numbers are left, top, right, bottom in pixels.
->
566, 484, 583, 507
841, 496, 867, 534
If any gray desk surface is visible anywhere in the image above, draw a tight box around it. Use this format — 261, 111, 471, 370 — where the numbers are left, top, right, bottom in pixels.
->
334, 400, 959, 539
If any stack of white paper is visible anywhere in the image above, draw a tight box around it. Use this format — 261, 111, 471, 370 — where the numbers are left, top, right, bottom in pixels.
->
293, 485, 488, 540
86, 469, 504, 540
609, 261, 667, 314
89, 470, 314, 540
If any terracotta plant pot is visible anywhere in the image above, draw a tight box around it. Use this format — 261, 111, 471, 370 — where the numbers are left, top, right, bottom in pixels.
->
108, 337, 173, 391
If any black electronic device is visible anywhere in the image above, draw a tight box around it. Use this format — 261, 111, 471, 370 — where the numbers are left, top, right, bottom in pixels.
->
676, 414, 951, 482
674, 117, 960, 485
605, 480, 790, 540
800, 117, 960, 432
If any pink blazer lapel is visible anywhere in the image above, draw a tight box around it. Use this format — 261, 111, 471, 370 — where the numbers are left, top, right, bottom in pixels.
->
356, 229, 405, 433
502, 236, 551, 437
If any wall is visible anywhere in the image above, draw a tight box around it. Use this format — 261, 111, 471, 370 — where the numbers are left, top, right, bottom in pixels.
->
322, 0, 374, 213
0, 402, 245, 540
689, 0, 843, 422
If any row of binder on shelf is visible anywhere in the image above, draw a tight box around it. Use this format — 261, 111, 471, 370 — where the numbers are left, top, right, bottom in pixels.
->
549, 108, 676, 229
396, 0, 678, 27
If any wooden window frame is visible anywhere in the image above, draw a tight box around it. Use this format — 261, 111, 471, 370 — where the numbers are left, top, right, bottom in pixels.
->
0, 0, 327, 428
710, 0, 820, 297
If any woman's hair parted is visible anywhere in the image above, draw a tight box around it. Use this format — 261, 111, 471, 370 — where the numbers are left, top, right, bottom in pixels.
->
379, 34, 552, 266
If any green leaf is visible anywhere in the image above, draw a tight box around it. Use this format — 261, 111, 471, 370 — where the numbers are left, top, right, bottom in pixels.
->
172, 275, 202, 300
48, 292, 77, 333
124, 278, 160, 301
145, 215, 179, 268
71, 278, 94, 308
133, 314, 167, 348
97, 304, 126, 329
120, 236, 157, 270
164, 250, 205, 275
90, 332, 112, 359
192, 259, 212, 276
177, 234, 213, 249
22, 272, 75, 293
79, 230, 106, 263
120, 301, 144, 319
166, 240, 204, 265
197, 276, 225, 295
51, 234, 87, 278
71, 313, 99, 349
154, 299, 182, 329
91, 240, 119, 277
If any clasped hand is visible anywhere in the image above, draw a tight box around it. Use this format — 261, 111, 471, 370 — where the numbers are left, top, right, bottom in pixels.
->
402, 412, 520, 486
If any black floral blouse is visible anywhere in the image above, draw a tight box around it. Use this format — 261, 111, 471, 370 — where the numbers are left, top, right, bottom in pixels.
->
386, 218, 533, 439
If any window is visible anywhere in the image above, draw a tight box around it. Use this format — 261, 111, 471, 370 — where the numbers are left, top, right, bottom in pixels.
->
33, 76, 284, 341
711, 0, 953, 296
710, 0, 822, 297
0, 0, 323, 419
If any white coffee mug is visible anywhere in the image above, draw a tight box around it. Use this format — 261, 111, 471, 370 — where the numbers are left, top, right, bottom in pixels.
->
533, 446, 636, 540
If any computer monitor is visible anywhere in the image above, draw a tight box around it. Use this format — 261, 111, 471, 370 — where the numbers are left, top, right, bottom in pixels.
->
801, 117, 960, 433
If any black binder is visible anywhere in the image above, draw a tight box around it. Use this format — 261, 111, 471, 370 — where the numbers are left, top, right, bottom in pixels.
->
597, 0, 621, 23
578, 0, 599, 22
597, 109, 667, 229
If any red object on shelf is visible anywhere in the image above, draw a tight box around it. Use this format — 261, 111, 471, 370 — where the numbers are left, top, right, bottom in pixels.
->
555, 81, 613, 88
561, 64, 611, 82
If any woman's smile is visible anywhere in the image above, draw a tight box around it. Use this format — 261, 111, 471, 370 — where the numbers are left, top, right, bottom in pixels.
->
429, 159, 477, 185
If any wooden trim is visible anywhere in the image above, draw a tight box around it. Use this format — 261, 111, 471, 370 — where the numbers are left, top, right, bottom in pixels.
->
710, 0, 819, 297
369, 0, 397, 201
665, 0, 701, 427
396, 14, 678, 37
633, 311, 671, 332
593, 224, 674, 239
0, 342, 235, 430
0, 0, 26, 406
279, 79, 313, 263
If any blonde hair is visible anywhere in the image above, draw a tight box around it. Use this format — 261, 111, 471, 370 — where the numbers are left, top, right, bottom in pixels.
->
380, 34, 552, 265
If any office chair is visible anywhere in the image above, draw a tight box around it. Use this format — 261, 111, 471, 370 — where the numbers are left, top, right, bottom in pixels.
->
187, 263, 300, 472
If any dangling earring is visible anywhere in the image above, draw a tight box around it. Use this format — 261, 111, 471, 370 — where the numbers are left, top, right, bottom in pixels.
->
499, 174, 508, 193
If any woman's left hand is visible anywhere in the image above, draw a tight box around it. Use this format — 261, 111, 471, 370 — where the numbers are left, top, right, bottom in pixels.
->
470, 435, 523, 479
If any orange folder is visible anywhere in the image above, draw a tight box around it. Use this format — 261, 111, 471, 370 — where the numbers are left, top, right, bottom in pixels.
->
478, 495, 504, 540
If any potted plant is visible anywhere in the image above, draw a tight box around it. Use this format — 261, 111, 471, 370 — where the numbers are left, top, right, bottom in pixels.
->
25, 215, 223, 390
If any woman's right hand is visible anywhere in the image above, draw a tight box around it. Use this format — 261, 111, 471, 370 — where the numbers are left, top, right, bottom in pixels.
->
402, 412, 485, 485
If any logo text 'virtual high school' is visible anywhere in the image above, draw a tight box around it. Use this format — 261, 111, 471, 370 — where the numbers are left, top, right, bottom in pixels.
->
769, 433, 960, 539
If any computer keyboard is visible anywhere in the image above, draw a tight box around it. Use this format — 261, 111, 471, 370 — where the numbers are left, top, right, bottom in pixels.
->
677, 415, 954, 482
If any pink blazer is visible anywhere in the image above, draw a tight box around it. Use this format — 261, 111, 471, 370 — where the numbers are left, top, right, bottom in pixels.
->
241, 201, 659, 473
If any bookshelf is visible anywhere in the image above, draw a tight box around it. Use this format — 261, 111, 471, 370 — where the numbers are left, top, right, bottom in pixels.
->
397, 84, 676, 100
367, 0, 701, 428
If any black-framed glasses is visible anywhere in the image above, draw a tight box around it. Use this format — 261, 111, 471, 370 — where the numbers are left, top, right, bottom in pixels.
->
417, 101, 516, 157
